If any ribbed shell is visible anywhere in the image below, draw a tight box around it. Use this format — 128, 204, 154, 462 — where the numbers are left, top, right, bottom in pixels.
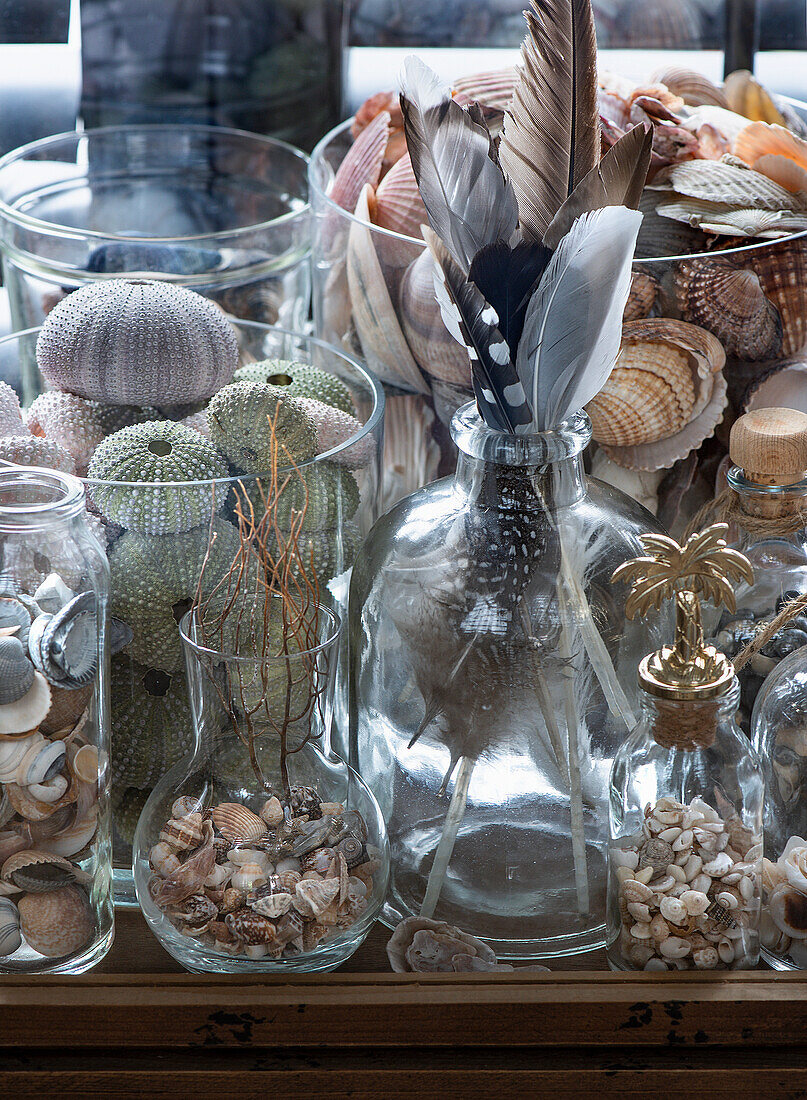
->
724, 71, 786, 125
674, 257, 783, 360
40, 683, 91, 736
374, 154, 428, 240
649, 66, 729, 108
207, 381, 317, 474
0, 597, 32, 649
623, 271, 658, 323
0, 636, 34, 704
110, 657, 193, 788
109, 519, 241, 672
588, 345, 696, 447
0, 670, 51, 736
2, 850, 77, 892
398, 249, 472, 388
451, 68, 517, 110
18, 885, 93, 957
26, 392, 160, 475
36, 280, 239, 406
330, 109, 389, 213
0, 435, 76, 476
211, 804, 267, 844
87, 420, 230, 535
746, 235, 807, 356
232, 360, 356, 415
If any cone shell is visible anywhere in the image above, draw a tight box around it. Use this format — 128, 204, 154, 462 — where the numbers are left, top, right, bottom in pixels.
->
624, 270, 658, 322
650, 66, 729, 108
211, 803, 267, 844
18, 884, 93, 957
674, 257, 783, 360
746, 237, 807, 356
398, 249, 472, 388
2, 849, 79, 892
374, 154, 428, 240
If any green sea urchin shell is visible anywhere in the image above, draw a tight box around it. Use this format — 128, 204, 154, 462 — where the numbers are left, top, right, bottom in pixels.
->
111, 657, 193, 789
110, 519, 241, 671
207, 381, 317, 473
0, 435, 76, 475
111, 784, 151, 846
233, 359, 356, 415
267, 521, 359, 588
87, 421, 230, 534
271, 461, 360, 530
26, 392, 161, 474
36, 280, 239, 406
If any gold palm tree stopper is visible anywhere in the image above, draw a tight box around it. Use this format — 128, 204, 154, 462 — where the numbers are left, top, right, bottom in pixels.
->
612, 523, 754, 701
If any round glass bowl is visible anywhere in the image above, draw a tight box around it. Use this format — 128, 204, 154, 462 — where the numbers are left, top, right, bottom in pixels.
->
0, 322, 384, 904
0, 125, 311, 379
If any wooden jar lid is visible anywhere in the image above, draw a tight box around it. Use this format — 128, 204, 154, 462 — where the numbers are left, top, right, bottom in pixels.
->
730, 407, 807, 485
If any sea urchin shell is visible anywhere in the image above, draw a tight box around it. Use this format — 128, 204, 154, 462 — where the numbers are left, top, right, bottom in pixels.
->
207, 381, 317, 473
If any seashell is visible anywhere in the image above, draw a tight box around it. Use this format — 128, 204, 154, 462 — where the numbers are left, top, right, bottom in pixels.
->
150, 841, 181, 877
329, 110, 389, 217
210, 803, 267, 844
169, 893, 217, 932
638, 837, 674, 875
159, 813, 204, 852
273, 870, 302, 893
0, 659, 50, 736
172, 795, 203, 820
1, 849, 81, 892
0, 732, 45, 783
744, 357, 807, 413
649, 66, 729, 109
0, 597, 31, 649
746, 237, 807, 357
346, 185, 429, 395
38, 592, 98, 689
36, 280, 239, 406
69, 744, 99, 786
32, 574, 74, 616
374, 154, 427, 240
623, 270, 657, 323
336, 834, 367, 869
0, 634, 35, 706
228, 848, 270, 871
230, 863, 267, 894
251, 891, 293, 919
399, 249, 472, 388
452, 68, 517, 111
226, 907, 276, 945
301, 847, 336, 875
17, 736, 66, 787
293, 876, 340, 919
150, 842, 216, 909
388, 917, 498, 974
289, 786, 323, 821
274, 909, 305, 947
276, 856, 302, 875
290, 817, 334, 858
260, 795, 284, 828
40, 683, 91, 737
0, 896, 20, 956
724, 70, 786, 126
674, 257, 783, 361
219, 887, 245, 914
18, 884, 93, 957
40, 808, 96, 857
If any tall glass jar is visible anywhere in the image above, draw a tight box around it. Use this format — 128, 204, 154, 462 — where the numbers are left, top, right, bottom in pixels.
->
134, 605, 388, 973
0, 466, 113, 972
350, 402, 666, 960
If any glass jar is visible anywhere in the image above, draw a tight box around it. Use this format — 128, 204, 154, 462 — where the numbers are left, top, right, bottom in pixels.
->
134, 605, 388, 973
608, 683, 763, 972
0, 125, 310, 363
349, 402, 666, 960
751, 645, 807, 969
0, 467, 113, 972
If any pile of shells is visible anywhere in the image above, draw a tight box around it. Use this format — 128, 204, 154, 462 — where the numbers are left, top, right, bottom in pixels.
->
148, 788, 380, 960
611, 796, 761, 971
760, 836, 807, 966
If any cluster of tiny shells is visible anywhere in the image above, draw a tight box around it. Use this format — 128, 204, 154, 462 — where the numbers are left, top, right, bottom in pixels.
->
760, 836, 807, 966
148, 788, 379, 960
611, 796, 761, 971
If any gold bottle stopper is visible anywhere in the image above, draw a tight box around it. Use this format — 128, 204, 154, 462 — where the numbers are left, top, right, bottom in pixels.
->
730, 407, 807, 487
612, 523, 754, 702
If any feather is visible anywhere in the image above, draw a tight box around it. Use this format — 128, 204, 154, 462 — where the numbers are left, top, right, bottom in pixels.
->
542, 123, 653, 249
467, 239, 553, 354
516, 207, 642, 432
399, 56, 519, 271
498, 0, 600, 243
423, 226, 532, 434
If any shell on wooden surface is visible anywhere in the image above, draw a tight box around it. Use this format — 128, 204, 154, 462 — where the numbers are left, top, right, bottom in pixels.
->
624, 270, 658, 322
398, 248, 472, 388
649, 67, 729, 109
673, 256, 783, 360
17, 884, 93, 957
210, 802, 267, 844
374, 154, 428, 240
386, 915, 498, 973
346, 185, 429, 394
746, 237, 807, 356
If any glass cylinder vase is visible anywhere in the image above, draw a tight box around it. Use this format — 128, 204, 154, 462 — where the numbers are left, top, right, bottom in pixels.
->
0, 467, 113, 972
134, 604, 388, 973
350, 402, 667, 959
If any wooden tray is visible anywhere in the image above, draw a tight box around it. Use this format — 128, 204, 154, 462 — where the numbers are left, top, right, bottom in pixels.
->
1, 909, 805, 1096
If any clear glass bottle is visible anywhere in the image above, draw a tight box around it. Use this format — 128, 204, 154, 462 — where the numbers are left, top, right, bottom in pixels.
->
0, 466, 113, 972
751, 645, 807, 969
349, 402, 666, 960
608, 525, 763, 972
706, 408, 807, 729
134, 603, 388, 974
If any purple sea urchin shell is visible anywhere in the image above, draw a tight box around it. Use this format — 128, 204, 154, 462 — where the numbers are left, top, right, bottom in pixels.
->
36, 280, 239, 406
26, 392, 161, 474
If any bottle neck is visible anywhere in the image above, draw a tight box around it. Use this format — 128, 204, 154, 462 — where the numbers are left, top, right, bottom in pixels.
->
639, 680, 740, 751
728, 466, 807, 526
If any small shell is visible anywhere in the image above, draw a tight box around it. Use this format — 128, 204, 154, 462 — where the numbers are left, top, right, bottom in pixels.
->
219, 887, 245, 914
169, 893, 217, 932
659, 895, 687, 924
658, 935, 691, 959
159, 813, 204, 852
40, 593, 98, 689
693, 945, 719, 969
260, 796, 284, 828
0, 668, 51, 737
650, 66, 729, 109
336, 835, 367, 869
623, 270, 658, 322
768, 882, 807, 939
33, 574, 74, 615
149, 842, 215, 909
251, 891, 293, 919
1, 849, 80, 892
210, 803, 267, 844
588, 344, 696, 446
293, 876, 340, 919
0, 896, 20, 955
674, 257, 783, 360
274, 909, 305, 947
40, 683, 92, 738
0, 597, 32, 649
18, 884, 93, 957
290, 817, 334, 858
172, 795, 203, 819
40, 809, 96, 857
681, 889, 710, 916
226, 907, 276, 945
70, 744, 99, 785
301, 847, 336, 875
17, 736, 67, 787
149, 841, 181, 877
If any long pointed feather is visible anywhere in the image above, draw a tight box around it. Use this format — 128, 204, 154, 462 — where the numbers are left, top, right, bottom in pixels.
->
542, 123, 653, 248
424, 226, 532, 434
400, 56, 519, 271
499, 0, 600, 243
516, 207, 642, 432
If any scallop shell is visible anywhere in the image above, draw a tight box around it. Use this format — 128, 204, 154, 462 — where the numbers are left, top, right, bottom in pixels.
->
346, 185, 430, 395
374, 154, 428, 240
651, 158, 801, 211
330, 109, 389, 215
36, 280, 239, 406
624, 270, 658, 322
744, 357, 807, 413
0, 636, 34, 705
451, 68, 517, 110
40, 593, 98, 689
0, 668, 51, 737
673, 257, 783, 360
588, 346, 696, 447
1, 849, 81, 892
733, 122, 807, 191
747, 237, 807, 356
649, 66, 729, 109
210, 803, 267, 844
18, 884, 93, 957
0, 597, 31, 649
0, 897, 20, 955
724, 70, 786, 126
399, 249, 472, 387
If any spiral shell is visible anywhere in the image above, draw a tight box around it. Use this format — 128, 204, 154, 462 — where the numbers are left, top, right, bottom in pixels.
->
36, 280, 239, 406
211, 803, 267, 844
159, 812, 204, 852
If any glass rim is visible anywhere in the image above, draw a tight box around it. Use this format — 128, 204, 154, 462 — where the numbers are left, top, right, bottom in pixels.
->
727, 466, 807, 496
451, 400, 591, 460
0, 463, 85, 527
178, 601, 341, 663
2, 321, 385, 488
310, 116, 807, 264
0, 123, 311, 245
